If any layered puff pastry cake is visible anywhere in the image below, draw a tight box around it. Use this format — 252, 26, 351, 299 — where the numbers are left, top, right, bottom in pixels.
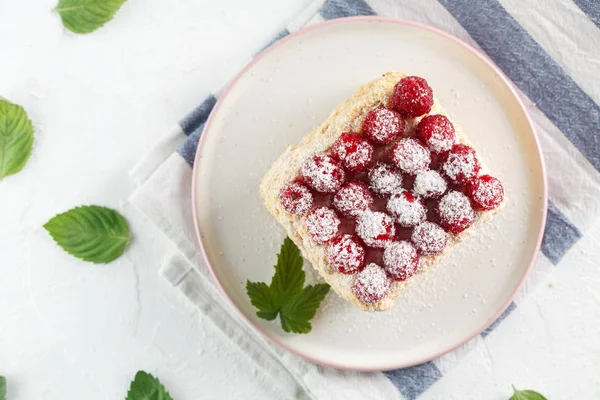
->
260, 72, 505, 311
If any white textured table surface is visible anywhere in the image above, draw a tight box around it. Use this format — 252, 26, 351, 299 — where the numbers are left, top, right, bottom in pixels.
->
1, 1, 599, 399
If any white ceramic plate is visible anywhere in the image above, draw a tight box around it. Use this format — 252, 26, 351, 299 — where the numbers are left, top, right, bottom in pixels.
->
192, 17, 546, 370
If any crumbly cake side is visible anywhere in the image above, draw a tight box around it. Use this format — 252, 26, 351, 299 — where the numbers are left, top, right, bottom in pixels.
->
259, 71, 505, 311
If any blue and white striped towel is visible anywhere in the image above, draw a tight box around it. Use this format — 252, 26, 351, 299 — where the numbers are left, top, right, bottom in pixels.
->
129, 0, 600, 398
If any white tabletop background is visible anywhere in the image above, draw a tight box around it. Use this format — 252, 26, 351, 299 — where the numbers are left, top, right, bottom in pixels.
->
1, 0, 599, 399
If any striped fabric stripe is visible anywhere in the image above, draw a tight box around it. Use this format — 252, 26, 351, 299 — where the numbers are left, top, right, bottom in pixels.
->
439, 0, 600, 173
573, 0, 600, 28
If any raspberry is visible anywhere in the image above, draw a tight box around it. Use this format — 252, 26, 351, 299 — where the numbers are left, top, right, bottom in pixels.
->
356, 211, 396, 248
416, 114, 456, 153
362, 106, 404, 144
278, 181, 313, 215
383, 241, 419, 281
333, 181, 374, 218
413, 170, 447, 199
386, 190, 426, 228
301, 153, 346, 193
466, 175, 504, 210
327, 234, 365, 274
411, 221, 448, 255
437, 191, 475, 234
392, 138, 431, 175
367, 162, 403, 197
440, 144, 480, 186
331, 132, 374, 172
352, 263, 391, 304
304, 207, 340, 244
390, 76, 434, 118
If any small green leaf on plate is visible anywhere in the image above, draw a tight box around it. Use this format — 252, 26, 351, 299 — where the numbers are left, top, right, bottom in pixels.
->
509, 385, 548, 400
126, 371, 173, 400
0, 376, 6, 400
55, 0, 128, 34
0, 98, 34, 180
44, 205, 130, 263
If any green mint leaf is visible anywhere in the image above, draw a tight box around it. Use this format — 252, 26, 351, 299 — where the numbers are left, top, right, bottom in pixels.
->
280, 283, 330, 334
55, 0, 128, 34
0, 376, 6, 400
246, 237, 330, 334
126, 371, 173, 400
510, 385, 548, 400
44, 205, 130, 263
0, 99, 34, 181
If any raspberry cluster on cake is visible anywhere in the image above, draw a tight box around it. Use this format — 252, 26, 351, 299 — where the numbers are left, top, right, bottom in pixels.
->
260, 72, 505, 311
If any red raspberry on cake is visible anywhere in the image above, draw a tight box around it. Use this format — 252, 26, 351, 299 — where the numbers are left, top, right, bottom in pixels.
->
386, 190, 426, 228
416, 114, 456, 154
390, 76, 434, 118
352, 263, 391, 304
392, 138, 431, 175
465, 175, 504, 210
356, 211, 396, 248
413, 170, 447, 199
304, 207, 340, 244
331, 132, 374, 172
411, 221, 448, 255
440, 144, 480, 186
383, 241, 419, 281
367, 162, 403, 197
301, 153, 346, 193
278, 180, 313, 215
333, 181, 374, 218
362, 106, 404, 144
327, 234, 365, 274
437, 191, 475, 234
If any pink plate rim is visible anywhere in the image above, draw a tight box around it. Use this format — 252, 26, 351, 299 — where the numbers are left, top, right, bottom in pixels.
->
191, 16, 548, 371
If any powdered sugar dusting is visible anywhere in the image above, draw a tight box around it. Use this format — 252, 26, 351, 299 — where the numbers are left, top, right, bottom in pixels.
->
333, 181, 374, 218
332, 132, 374, 172
386, 190, 426, 227
467, 175, 504, 210
301, 153, 345, 192
392, 138, 431, 175
352, 263, 391, 304
441, 144, 479, 185
413, 170, 448, 199
411, 221, 448, 255
362, 106, 404, 144
356, 211, 396, 248
278, 181, 313, 215
383, 241, 418, 281
417, 114, 456, 153
368, 162, 403, 197
327, 234, 365, 274
304, 207, 340, 244
437, 190, 475, 234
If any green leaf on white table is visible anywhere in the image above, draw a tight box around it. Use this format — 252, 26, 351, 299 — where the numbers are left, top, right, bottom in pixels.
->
126, 371, 173, 400
44, 205, 130, 264
509, 385, 548, 400
246, 237, 330, 334
54, 0, 128, 34
0, 376, 6, 400
0, 98, 34, 181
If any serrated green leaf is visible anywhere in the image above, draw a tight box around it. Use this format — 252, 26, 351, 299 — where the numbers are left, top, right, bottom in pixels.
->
280, 283, 330, 334
246, 281, 278, 321
246, 237, 329, 334
55, 0, 128, 34
0, 99, 34, 180
126, 371, 173, 400
509, 385, 548, 400
0, 376, 6, 400
44, 205, 130, 263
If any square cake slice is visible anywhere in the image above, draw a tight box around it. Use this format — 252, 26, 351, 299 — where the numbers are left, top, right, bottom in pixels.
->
259, 71, 505, 311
